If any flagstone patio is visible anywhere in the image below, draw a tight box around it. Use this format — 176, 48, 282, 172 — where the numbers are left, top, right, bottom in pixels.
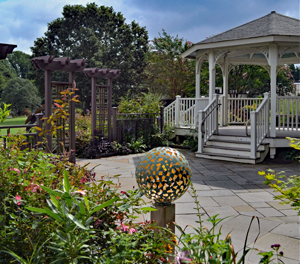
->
78, 149, 300, 264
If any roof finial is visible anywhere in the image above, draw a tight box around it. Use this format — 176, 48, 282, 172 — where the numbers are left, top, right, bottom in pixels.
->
271, 11, 276, 14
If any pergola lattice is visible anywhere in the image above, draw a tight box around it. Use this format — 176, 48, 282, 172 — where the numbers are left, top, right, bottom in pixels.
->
83, 68, 120, 141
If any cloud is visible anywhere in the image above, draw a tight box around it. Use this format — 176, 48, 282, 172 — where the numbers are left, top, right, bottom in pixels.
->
0, 0, 299, 54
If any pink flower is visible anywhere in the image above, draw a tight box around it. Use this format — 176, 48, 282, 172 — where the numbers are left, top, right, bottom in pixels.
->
15, 195, 21, 205
71, 190, 87, 196
121, 224, 137, 234
13, 168, 20, 174
129, 228, 137, 234
120, 191, 127, 195
121, 224, 129, 232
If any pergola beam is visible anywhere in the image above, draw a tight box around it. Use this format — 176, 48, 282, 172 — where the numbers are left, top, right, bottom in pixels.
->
31, 56, 86, 72
0, 43, 17, 60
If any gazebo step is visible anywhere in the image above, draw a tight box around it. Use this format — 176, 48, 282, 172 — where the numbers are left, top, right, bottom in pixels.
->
206, 138, 267, 151
203, 145, 261, 158
195, 152, 259, 164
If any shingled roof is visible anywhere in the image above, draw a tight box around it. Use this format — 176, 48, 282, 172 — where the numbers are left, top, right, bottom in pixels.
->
197, 11, 300, 44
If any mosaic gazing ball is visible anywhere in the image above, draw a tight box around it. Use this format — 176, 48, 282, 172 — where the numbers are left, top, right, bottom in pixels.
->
135, 147, 192, 206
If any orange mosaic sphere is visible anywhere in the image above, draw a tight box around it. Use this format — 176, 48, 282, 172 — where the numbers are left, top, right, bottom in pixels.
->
135, 147, 192, 206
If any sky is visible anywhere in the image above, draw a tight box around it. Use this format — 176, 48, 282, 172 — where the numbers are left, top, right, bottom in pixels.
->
0, 0, 299, 55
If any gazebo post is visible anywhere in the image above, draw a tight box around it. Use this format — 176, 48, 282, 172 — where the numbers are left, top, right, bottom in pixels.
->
208, 51, 216, 102
195, 58, 201, 99
269, 44, 278, 139
222, 57, 229, 126
45, 69, 52, 153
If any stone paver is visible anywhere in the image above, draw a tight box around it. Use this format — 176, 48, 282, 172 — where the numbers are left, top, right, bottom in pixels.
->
77, 148, 300, 263
213, 195, 248, 206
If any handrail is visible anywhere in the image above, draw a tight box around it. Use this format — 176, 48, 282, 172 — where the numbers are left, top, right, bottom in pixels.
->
198, 94, 220, 153
201, 103, 221, 133
250, 92, 270, 159
245, 119, 251, 137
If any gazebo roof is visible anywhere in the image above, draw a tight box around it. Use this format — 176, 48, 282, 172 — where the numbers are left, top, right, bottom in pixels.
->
182, 11, 300, 65
198, 11, 300, 45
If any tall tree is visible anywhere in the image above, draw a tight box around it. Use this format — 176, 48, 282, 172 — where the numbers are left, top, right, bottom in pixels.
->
0, 60, 17, 98
2, 77, 41, 115
145, 29, 195, 99
30, 3, 149, 107
6, 51, 31, 79
228, 65, 295, 97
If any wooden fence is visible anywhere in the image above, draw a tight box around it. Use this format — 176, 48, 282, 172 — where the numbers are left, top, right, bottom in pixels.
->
0, 113, 43, 150
112, 107, 164, 144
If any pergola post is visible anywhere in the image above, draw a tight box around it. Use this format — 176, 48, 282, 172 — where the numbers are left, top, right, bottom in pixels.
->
269, 44, 278, 138
91, 77, 96, 139
69, 72, 76, 163
208, 51, 216, 102
45, 69, 52, 152
107, 78, 112, 142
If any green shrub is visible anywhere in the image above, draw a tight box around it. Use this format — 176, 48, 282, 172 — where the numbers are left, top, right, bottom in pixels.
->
262, 138, 300, 215
0, 135, 170, 263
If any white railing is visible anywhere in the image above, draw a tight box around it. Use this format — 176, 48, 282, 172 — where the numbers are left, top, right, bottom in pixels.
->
276, 96, 300, 131
164, 96, 209, 128
179, 98, 209, 128
250, 93, 270, 159
198, 94, 220, 153
164, 99, 176, 127
179, 98, 196, 127
228, 97, 264, 124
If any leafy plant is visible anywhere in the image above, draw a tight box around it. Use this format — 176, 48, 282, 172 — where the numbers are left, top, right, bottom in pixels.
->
261, 137, 300, 215
129, 137, 146, 153
25, 170, 118, 263
102, 221, 173, 263
257, 244, 285, 264
172, 181, 251, 264
0, 101, 11, 123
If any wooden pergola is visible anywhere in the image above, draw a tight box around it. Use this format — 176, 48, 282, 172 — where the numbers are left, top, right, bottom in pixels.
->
31, 56, 87, 161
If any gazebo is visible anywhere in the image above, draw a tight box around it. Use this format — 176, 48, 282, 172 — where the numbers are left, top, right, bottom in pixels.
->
165, 11, 300, 163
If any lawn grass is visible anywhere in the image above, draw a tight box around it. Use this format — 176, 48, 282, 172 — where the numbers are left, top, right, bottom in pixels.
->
0, 116, 27, 135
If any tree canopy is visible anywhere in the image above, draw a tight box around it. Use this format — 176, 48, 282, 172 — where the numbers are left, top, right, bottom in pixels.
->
6, 51, 31, 79
145, 29, 195, 99
2, 77, 41, 115
30, 3, 149, 107
0, 60, 17, 98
